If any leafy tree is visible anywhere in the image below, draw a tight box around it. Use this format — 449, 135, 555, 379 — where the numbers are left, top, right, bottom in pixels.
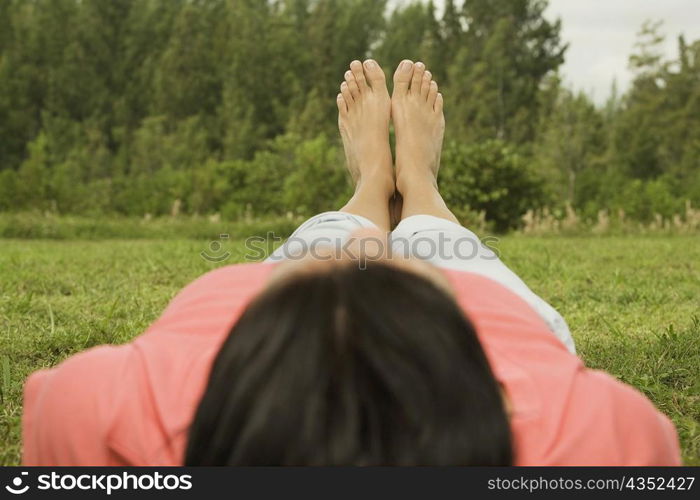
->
376, 1, 432, 73
0, 0, 697, 226
612, 21, 667, 180
154, 0, 224, 120
534, 88, 604, 204
447, 0, 567, 144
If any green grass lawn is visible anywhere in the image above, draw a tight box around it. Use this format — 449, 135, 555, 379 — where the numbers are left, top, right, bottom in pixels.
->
1, 235, 698, 465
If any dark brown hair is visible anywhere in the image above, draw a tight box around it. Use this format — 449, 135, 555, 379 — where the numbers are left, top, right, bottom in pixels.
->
186, 262, 512, 465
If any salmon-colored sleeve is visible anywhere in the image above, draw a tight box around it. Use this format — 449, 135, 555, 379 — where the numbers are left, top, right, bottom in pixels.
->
22, 345, 132, 465
547, 369, 682, 466
594, 370, 681, 465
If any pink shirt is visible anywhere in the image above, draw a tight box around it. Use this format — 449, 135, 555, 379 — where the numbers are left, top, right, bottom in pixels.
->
22, 263, 681, 465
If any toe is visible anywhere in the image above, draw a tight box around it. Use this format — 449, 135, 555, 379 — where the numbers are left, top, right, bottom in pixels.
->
340, 82, 354, 106
337, 94, 347, 115
345, 71, 360, 99
363, 59, 386, 88
420, 71, 431, 99
350, 60, 368, 92
411, 62, 425, 95
428, 80, 438, 106
435, 92, 443, 113
392, 59, 414, 96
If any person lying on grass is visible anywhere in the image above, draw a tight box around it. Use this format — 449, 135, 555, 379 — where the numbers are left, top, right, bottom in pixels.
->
22, 60, 680, 466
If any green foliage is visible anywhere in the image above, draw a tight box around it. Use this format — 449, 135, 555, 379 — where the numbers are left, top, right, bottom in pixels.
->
531, 21, 700, 224
0, 170, 18, 211
534, 88, 605, 203
282, 134, 352, 215
614, 177, 685, 222
0, 1, 697, 229
440, 140, 549, 231
446, 0, 566, 144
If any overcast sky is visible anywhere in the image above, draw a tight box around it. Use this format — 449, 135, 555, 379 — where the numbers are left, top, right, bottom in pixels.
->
546, 0, 700, 104
390, 0, 700, 105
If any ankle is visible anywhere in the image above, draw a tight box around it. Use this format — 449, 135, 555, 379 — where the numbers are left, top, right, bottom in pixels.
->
396, 170, 438, 198
355, 168, 395, 200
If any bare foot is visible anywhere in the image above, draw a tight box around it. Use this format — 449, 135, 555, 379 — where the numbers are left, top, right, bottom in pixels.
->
337, 59, 394, 196
390, 60, 445, 195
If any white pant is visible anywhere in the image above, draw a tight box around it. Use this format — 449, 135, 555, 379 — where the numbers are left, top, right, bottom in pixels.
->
268, 211, 575, 353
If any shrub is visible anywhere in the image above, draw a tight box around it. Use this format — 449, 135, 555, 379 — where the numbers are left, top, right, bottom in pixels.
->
440, 140, 549, 231
614, 177, 684, 222
0, 170, 18, 211
282, 134, 352, 215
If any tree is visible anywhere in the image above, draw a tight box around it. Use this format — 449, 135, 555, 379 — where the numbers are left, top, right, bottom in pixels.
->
154, 0, 225, 121
611, 21, 667, 180
446, 0, 567, 144
0, 1, 696, 223
534, 87, 604, 204
376, 2, 432, 72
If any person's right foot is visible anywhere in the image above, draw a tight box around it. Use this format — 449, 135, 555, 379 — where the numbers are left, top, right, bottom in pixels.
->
336, 59, 394, 196
390, 60, 445, 195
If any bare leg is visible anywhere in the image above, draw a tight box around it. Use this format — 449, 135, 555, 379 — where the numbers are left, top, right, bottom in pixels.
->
390, 60, 458, 224
337, 59, 395, 232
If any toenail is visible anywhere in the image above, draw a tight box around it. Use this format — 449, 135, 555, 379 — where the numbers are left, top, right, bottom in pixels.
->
416, 62, 424, 69
400, 60, 413, 72
345, 71, 352, 78
364, 59, 376, 69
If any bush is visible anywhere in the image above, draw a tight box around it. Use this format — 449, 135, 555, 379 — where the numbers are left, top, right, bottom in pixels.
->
614, 177, 684, 222
282, 134, 352, 215
440, 140, 549, 231
0, 170, 18, 211
218, 133, 351, 218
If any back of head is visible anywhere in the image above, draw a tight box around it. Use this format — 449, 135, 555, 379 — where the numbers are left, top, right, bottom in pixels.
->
185, 262, 512, 465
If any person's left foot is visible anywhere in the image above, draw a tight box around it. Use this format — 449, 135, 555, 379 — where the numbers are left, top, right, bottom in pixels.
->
337, 60, 394, 197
